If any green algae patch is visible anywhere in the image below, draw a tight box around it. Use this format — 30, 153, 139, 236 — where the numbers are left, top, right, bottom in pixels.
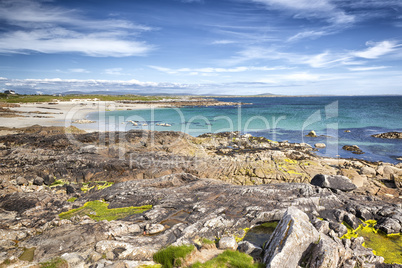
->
49, 179, 67, 187
153, 244, 195, 268
19, 247, 35, 262
67, 197, 77, 202
81, 181, 114, 193
284, 159, 298, 164
341, 220, 402, 264
192, 250, 265, 268
39, 257, 68, 268
59, 200, 152, 221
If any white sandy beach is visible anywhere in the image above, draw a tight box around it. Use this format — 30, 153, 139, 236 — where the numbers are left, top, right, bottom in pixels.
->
0, 100, 165, 133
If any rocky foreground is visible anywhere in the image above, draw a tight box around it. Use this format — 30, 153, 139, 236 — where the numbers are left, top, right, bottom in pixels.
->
1, 126, 402, 267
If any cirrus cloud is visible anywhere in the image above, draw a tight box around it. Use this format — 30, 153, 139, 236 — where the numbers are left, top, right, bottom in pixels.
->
0, 0, 153, 57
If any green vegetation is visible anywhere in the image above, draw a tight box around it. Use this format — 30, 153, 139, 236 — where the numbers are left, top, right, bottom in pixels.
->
234, 227, 250, 242
49, 179, 66, 187
58, 200, 152, 221
67, 197, 77, 202
341, 220, 402, 264
80, 181, 114, 193
153, 245, 195, 268
18, 247, 36, 262
201, 238, 216, 245
192, 250, 265, 268
39, 257, 68, 268
0, 93, 172, 103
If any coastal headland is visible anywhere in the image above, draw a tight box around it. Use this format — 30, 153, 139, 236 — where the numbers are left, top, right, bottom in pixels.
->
1, 95, 402, 267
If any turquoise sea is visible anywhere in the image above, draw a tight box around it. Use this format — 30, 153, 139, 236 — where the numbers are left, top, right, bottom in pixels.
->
88, 96, 402, 163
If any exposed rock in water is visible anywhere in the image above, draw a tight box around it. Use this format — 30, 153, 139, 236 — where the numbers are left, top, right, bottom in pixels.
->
314, 143, 326, 148
310, 174, 357, 192
342, 145, 364, 154
372, 132, 402, 139
306, 130, 317, 137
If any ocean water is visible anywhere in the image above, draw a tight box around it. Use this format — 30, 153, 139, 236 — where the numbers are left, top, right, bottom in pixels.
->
87, 96, 402, 163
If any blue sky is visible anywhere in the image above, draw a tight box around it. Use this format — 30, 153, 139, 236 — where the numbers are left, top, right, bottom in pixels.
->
0, 0, 402, 95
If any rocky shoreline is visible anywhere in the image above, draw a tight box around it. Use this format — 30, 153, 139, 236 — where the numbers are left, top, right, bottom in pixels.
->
1, 126, 402, 267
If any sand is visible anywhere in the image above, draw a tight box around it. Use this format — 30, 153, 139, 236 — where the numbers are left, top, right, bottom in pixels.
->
0, 100, 165, 132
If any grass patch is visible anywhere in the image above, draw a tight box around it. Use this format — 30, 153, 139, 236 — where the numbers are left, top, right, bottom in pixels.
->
67, 197, 77, 202
201, 238, 216, 245
39, 257, 68, 268
341, 220, 402, 264
59, 200, 152, 221
192, 250, 264, 268
153, 245, 195, 268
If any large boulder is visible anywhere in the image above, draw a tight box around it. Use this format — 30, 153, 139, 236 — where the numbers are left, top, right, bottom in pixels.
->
310, 174, 357, 192
303, 234, 344, 268
218, 236, 238, 250
263, 207, 319, 268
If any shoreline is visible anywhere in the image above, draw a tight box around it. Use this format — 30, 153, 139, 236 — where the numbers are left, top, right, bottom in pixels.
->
0, 99, 401, 164
0, 100, 171, 133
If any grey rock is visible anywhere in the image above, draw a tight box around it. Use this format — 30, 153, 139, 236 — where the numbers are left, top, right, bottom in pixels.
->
43, 174, 55, 186
361, 166, 376, 177
356, 206, 373, 221
33, 176, 44, 186
237, 241, 263, 259
342, 145, 364, 154
60, 252, 85, 268
95, 240, 156, 261
304, 234, 343, 268
344, 213, 361, 230
314, 143, 326, 148
263, 207, 319, 268
16, 176, 28, 186
375, 218, 401, 234
146, 224, 165, 235
328, 222, 348, 237
313, 220, 330, 234
311, 174, 357, 192
218, 236, 238, 250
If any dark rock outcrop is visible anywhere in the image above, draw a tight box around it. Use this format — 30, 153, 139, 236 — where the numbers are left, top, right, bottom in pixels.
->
342, 145, 364, 154
372, 132, 402, 139
310, 174, 357, 192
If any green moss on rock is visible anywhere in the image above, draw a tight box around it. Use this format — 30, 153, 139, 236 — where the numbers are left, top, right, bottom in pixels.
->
153, 244, 195, 268
59, 200, 152, 221
192, 250, 264, 268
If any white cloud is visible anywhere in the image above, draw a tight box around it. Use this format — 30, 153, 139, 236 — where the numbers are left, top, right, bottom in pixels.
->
149, 65, 288, 75
0, 0, 153, 57
69, 69, 90, 73
352, 41, 400, 59
348, 66, 389, 71
251, 0, 355, 25
212, 40, 237, 45
103, 68, 126, 76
